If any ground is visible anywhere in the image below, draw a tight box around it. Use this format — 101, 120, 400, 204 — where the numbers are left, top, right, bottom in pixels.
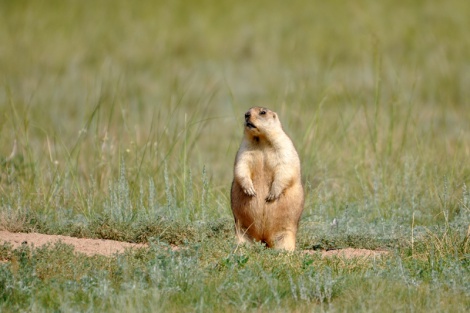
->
0, 230, 388, 258
0, 230, 146, 257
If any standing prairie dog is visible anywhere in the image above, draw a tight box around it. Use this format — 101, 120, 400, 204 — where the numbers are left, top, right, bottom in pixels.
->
230, 107, 304, 251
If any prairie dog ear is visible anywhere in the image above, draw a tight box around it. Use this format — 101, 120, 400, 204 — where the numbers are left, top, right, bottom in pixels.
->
273, 113, 277, 119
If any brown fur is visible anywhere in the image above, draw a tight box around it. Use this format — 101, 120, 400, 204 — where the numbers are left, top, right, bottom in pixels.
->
230, 107, 304, 251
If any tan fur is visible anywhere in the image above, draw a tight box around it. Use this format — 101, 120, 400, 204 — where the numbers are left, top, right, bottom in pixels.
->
230, 107, 304, 251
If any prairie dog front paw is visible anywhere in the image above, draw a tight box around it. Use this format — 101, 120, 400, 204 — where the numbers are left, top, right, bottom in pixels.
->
265, 191, 279, 202
243, 185, 257, 197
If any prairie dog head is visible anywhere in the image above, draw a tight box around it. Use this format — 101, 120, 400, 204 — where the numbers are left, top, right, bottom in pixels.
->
243, 107, 282, 139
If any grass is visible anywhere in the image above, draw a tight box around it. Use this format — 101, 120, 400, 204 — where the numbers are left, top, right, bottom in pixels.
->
0, 231, 469, 312
0, 0, 469, 311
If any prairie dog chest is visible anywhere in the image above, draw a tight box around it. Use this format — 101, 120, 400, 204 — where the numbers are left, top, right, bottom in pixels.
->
247, 148, 280, 177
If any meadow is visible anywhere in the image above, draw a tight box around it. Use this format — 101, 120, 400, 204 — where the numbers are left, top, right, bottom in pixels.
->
0, 0, 469, 311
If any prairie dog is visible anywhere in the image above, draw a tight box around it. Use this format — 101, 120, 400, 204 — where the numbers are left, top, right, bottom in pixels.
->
230, 107, 304, 251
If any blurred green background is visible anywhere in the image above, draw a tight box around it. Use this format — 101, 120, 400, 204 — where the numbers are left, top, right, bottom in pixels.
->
1, 0, 469, 233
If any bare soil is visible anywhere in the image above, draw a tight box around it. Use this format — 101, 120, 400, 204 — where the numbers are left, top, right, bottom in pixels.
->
304, 247, 389, 259
0, 230, 388, 258
0, 230, 146, 257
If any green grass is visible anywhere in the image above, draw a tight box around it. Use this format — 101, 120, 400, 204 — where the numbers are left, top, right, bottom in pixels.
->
1, 0, 469, 311
0, 230, 469, 312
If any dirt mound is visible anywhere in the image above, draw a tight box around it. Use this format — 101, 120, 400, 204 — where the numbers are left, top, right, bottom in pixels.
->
0, 230, 145, 257
0, 230, 388, 258
303, 247, 389, 259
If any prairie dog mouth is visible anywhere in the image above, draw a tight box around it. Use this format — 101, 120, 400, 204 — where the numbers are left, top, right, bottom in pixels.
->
245, 121, 256, 129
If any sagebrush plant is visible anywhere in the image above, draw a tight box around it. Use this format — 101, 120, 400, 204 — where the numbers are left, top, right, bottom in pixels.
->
1, 0, 469, 311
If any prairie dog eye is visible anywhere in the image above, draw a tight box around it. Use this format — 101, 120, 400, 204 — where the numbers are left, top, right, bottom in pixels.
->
260, 110, 266, 115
